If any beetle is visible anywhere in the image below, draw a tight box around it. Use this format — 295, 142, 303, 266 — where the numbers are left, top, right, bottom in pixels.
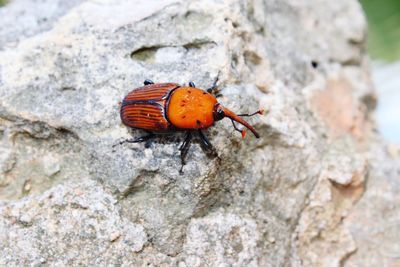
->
117, 77, 263, 173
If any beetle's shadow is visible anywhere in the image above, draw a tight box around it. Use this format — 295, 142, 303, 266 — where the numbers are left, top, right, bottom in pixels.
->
121, 129, 218, 159
141, 131, 182, 148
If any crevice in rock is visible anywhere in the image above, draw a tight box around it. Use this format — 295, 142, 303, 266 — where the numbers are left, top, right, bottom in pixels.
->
0, 109, 79, 141
182, 40, 216, 50
361, 93, 377, 112
339, 248, 358, 267
60, 86, 76, 92
130, 40, 217, 62
119, 170, 158, 199
130, 45, 163, 61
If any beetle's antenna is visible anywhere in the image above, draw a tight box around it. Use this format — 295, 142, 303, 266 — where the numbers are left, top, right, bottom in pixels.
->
237, 109, 264, 117
221, 106, 260, 138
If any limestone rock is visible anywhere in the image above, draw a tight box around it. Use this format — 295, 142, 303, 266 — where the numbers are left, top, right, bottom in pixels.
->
0, 179, 147, 265
0, 0, 397, 266
343, 143, 400, 267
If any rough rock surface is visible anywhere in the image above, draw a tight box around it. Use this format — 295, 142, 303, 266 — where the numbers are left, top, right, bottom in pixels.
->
0, 0, 398, 266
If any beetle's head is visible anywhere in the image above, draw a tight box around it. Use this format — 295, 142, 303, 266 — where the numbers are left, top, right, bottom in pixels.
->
213, 103, 262, 138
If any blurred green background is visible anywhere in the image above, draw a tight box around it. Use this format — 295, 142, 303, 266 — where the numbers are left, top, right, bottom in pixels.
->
360, 0, 400, 145
360, 0, 400, 62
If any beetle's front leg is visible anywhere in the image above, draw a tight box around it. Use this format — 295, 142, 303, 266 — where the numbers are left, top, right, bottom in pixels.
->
198, 130, 218, 157
179, 131, 193, 174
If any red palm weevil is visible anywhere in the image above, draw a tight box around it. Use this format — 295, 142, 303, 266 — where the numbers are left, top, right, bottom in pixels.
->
117, 77, 263, 173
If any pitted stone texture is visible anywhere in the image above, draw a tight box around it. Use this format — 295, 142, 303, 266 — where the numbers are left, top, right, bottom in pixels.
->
343, 143, 400, 267
0, 180, 147, 266
181, 212, 259, 267
0, 0, 394, 266
0, 0, 85, 49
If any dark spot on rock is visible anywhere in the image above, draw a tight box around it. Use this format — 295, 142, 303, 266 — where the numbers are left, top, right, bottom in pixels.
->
61, 86, 76, 91
182, 115, 186, 118
203, 92, 207, 95
188, 90, 191, 93
196, 120, 201, 125
244, 50, 262, 66
311, 61, 319, 68
361, 94, 377, 111
231, 53, 239, 68
183, 40, 217, 50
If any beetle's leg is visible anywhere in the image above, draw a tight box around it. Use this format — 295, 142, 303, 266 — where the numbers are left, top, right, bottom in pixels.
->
189, 81, 196, 88
206, 71, 221, 97
230, 119, 245, 135
179, 131, 193, 174
198, 130, 213, 151
198, 130, 218, 157
114, 133, 155, 147
231, 119, 241, 132
144, 79, 154, 85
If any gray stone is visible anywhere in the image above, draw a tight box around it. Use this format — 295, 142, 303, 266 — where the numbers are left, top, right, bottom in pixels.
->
0, 180, 147, 266
343, 143, 400, 267
0, 0, 397, 266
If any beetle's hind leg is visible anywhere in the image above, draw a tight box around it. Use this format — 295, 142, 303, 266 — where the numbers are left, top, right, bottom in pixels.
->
113, 133, 156, 148
144, 79, 154, 85
179, 131, 193, 174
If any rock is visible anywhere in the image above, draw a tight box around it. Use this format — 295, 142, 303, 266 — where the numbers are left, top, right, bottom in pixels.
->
0, 0, 86, 49
0, 0, 397, 266
0, 179, 147, 265
343, 143, 400, 267
181, 213, 259, 266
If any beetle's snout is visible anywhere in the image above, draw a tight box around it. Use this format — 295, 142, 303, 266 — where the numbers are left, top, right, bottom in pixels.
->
217, 105, 260, 138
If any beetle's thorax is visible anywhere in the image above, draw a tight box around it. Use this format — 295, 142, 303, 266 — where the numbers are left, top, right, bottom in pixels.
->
167, 87, 217, 129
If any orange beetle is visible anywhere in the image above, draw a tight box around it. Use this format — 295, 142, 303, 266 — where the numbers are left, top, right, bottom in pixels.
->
118, 78, 262, 173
